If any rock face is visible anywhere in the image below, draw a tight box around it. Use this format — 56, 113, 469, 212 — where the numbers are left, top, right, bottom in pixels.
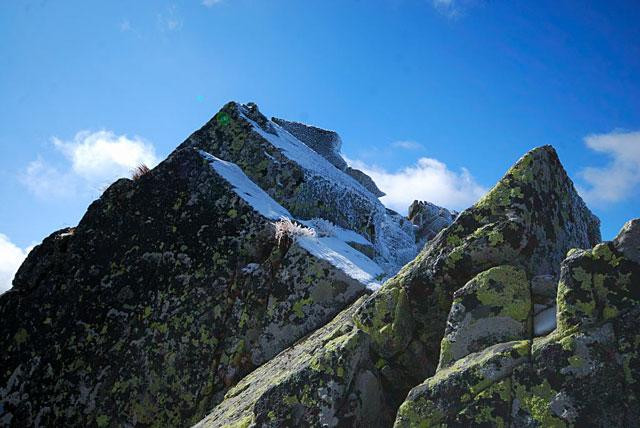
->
395, 219, 640, 427
201, 145, 603, 427
353, 145, 600, 393
0, 147, 370, 427
0, 102, 453, 427
408, 200, 458, 249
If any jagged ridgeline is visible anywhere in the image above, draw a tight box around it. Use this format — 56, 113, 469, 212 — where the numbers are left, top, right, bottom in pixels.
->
0, 102, 452, 427
1, 101, 639, 428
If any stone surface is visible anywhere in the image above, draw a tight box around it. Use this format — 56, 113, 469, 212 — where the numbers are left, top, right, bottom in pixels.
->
393, 218, 640, 427
353, 145, 600, 395
178, 102, 416, 275
4, 100, 633, 428
195, 296, 393, 428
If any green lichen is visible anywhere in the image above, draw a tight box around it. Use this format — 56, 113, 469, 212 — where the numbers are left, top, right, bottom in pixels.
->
487, 230, 504, 247
14, 328, 28, 345
515, 379, 566, 428
292, 297, 313, 319
96, 415, 109, 427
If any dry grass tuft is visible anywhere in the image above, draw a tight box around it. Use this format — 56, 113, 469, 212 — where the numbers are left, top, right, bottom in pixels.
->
131, 164, 151, 181
274, 216, 316, 245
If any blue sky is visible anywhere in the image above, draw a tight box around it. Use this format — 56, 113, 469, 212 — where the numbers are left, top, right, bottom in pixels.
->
1, 0, 639, 290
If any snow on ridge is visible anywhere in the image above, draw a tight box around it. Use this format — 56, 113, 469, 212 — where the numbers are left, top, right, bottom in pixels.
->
240, 111, 380, 201
239, 109, 419, 275
296, 235, 383, 290
200, 150, 291, 220
199, 149, 383, 289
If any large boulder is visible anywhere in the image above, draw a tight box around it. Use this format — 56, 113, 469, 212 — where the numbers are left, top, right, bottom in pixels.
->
437, 265, 531, 370
353, 145, 600, 394
394, 218, 640, 427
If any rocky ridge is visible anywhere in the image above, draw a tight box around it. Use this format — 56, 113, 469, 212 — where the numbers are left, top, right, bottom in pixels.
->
2, 101, 638, 428
203, 144, 605, 427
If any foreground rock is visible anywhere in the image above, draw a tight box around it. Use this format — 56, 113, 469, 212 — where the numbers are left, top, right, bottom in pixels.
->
395, 219, 640, 426
201, 145, 602, 426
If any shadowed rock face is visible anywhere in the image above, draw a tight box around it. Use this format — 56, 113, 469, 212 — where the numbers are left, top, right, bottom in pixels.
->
200, 145, 603, 428
0, 146, 367, 427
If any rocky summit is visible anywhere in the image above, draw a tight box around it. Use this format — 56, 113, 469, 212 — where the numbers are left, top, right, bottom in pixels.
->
0, 101, 638, 428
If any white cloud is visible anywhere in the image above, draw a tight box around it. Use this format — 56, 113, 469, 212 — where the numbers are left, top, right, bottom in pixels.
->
347, 156, 487, 213
202, 0, 223, 6
577, 130, 640, 204
21, 130, 159, 200
0, 234, 34, 294
391, 140, 424, 151
157, 5, 183, 31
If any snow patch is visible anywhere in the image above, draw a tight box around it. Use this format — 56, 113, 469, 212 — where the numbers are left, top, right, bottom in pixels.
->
296, 235, 384, 290
534, 305, 557, 336
200, 150, 291, 220
242, 113, 378, 200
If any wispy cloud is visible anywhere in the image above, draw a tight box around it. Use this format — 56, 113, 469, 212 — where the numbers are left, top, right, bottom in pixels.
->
202, 0, 224, 6
21, 130, 159, 200
577, 130, 640, 205
391, 140, 424, 151
119, 19, 132, 32
157, 5, 183, 32
0, 234, 34, 294
347, 156, 486, 213
430, 0, 477, 19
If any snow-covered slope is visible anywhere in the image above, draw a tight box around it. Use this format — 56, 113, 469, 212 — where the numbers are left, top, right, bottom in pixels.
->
200, 150, 385, 289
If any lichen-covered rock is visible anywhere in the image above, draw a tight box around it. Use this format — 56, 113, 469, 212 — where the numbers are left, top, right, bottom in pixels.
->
438, 265, 531, 369
394, 218, 640, 427
178, 102, 416, 275
395, 340, 530, 427
0, 147, 368, 427
354, 146, 600, 395
195, 297, 393, 428
407, 200, 457, 249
